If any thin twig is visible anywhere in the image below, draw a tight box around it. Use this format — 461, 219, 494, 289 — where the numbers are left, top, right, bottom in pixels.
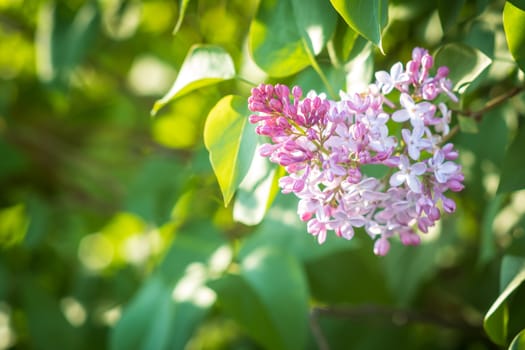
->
442, 86, 524, 142
315, 304, 483, 332
310, 308, 330, 350
309, 304, 486, 350
452, 86, 525, 120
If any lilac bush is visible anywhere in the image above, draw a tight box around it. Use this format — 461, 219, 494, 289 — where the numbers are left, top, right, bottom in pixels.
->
248, 47, 464, 255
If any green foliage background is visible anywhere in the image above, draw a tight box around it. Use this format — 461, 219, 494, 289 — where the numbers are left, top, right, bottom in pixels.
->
1, 0, 525, 349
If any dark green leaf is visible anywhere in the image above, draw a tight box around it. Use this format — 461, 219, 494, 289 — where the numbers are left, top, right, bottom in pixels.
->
508, 0, 525, 12
509, 328, 525, 350
434, 43, 492, 94
484, 255, 525, 345
438, 0, 466, 32
381, 239, 443, 306
211, 248, 309, 350
479, 194, 504, 265
204, 95, 257, 207
329, 0, 388, 52
503, 2, 525, 72
36, 1, 100, 87
124, 155, 185, 225
112, 225, 228, 350
152, 45, 235, 115
498, 123, 525, 193
239, 193, 360, 263
458, 115, 479, 133
249, 0, 337, 77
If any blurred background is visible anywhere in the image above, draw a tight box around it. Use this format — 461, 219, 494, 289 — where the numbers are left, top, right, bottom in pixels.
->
1, 0, 525, 349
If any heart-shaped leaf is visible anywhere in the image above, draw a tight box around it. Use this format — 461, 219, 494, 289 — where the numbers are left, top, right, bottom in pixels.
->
503, 2, 525, 72
329, 0, 388, 52
249, 0, 337, 77
204, 95, 257, 207
484, 255, 525, 345
434, 43, 492, 94
152, 45, 235, 115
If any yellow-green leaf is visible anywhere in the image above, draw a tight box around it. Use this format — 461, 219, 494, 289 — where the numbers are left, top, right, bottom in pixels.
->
152, 45, 235, 115
204, 95, 257, 207
503, 2, 525, 72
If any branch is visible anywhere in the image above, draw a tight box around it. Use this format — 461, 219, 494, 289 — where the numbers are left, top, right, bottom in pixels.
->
452, 86, 525, 121
310, 304, 486, 350
442, 86, 525, 142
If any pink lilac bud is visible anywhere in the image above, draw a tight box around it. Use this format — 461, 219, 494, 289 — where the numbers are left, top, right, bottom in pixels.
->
374, 237, 391, 256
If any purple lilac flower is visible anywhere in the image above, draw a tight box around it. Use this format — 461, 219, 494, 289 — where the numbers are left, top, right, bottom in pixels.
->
247, 47, 464, 256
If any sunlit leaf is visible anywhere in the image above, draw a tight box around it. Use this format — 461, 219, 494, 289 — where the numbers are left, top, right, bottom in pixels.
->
172, 0, 191, 35
233, 148, 279, 226
484, 255, 525, 345
503, 2, 525, 72
204, 95, 256, 207
211, 248, 309, 350
329, 0, 388, 52
249, 0, 337, 77
434, 43, 492, 93
509, 328, 525, 350
152, 45, 235, 115
0, 203, 29, 248
498, 124, 525, 193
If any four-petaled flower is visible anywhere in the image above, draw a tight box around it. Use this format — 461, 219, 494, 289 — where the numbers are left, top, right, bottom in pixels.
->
390, 155, 427, 193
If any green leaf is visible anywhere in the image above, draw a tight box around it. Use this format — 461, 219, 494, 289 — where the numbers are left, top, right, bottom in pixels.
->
172, 0, 191, 35
211, 248, 309, 350
112, 225, 228, 350
0, 203, 29, 248
204, 95, 257, 207
152, 45, 235, 115
329, 0, 388, 52
239, 193, 360, 263
249, 0, 337, 77
479, 194, 505, 265
457, 115, 479, 133
22, 277, 77, 349
508, 0, 525, 12
503, 2, 525, 72
498, 124, 525, 193
381, 239, 444, 306
434, 43, 492, 94
233, 148, 279, 226
124, 155, 185, 225
509, 328, 525, 350
484, 255, 525, 345
36, 1, 100, 87
437, 0, 466, 32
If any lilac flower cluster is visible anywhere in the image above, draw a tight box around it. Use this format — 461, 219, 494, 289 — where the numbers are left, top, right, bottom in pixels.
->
248, 47, 464, 255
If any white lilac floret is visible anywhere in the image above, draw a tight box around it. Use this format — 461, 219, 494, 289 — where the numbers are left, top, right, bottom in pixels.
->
247, 47, 464, 256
